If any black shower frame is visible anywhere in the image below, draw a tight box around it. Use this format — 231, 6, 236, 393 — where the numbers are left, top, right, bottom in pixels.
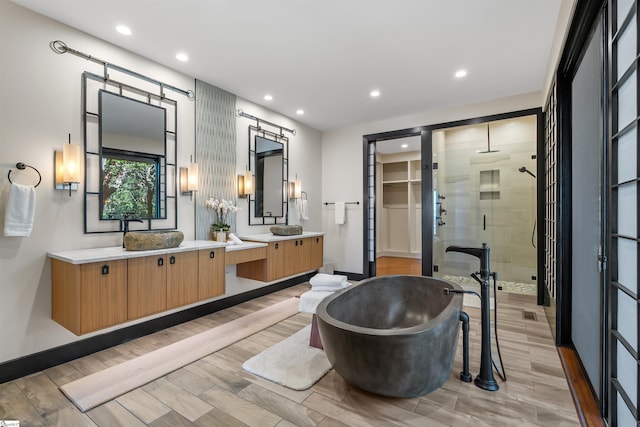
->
362, 108, 545, 305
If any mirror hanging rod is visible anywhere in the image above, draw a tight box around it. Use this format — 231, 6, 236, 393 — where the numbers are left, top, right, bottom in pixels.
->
237, 109, 295, 135
50, 40, 195, 100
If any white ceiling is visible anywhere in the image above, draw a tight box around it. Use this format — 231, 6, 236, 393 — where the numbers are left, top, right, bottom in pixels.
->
12, 0, 565, 132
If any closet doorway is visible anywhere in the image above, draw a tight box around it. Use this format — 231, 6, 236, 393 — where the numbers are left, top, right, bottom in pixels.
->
376, 135, 423, 276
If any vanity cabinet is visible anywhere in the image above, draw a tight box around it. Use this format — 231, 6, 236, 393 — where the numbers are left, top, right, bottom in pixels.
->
236, 235, 323, 282
52, 259, 127, 335
198, 248, 225, 300
49, 241, 227, 335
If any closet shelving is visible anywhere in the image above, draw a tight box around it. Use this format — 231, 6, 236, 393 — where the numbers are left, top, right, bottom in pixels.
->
379, 154, 422, 258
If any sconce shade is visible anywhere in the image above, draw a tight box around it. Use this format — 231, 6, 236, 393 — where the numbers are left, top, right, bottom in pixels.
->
294, 178, 302, 199
62, 143, 81, 183
180, 163, 199, 194
238, 170, 253, 197
187, 163, 198, 192
244, 170, 253, 195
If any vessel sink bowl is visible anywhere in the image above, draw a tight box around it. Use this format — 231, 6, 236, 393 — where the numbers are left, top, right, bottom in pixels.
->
124, 230, 184, 251
270, 225, 303, 236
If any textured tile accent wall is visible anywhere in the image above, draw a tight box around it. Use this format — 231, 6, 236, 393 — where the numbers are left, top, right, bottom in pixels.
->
195, 80, 237, 240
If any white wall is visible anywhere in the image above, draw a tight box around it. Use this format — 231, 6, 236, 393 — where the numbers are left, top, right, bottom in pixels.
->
234, 98, 322, 236
321, 91, 542, 274
0, 0, 322, 364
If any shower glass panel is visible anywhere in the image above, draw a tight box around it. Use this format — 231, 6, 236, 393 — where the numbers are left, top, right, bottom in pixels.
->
432, 116, 537, 295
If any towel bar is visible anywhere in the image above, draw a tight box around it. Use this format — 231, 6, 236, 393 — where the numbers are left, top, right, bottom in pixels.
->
323, 201, 359, 205
8, 163, 41, 187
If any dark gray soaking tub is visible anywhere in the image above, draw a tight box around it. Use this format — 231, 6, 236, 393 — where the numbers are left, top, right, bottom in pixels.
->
316, 275, 463, 398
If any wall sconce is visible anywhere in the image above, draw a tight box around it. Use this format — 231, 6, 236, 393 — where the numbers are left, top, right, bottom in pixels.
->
238, 169, 253, 198
180, 158, 199, 200
289, 177, 302, 199
54, 133, 80, 196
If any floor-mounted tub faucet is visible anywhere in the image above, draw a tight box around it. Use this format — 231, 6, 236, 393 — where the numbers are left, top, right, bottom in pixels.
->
445, 242, 499, 391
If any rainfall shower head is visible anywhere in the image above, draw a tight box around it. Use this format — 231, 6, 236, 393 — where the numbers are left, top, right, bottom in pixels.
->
519, 166, 536, 178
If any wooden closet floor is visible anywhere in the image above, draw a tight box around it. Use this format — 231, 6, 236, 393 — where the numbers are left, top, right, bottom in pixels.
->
0, 284, 581, 426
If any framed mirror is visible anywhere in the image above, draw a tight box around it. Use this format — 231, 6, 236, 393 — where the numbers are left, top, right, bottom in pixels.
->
99, 90, 166, 220
83, 72, 178, 233
248, 127, 288, 225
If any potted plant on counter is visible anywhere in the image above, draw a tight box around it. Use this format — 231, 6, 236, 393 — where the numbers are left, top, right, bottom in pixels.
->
205, 197, 238, 242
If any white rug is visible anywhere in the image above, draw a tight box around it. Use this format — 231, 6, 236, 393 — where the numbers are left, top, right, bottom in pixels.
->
242, 325, 332, 390
60, 297, 300, 412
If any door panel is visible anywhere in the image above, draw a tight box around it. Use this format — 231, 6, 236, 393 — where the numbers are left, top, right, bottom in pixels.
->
570, 18, 603, 399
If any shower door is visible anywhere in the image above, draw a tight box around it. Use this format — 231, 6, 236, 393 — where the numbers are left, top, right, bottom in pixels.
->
431, 116, 538, 294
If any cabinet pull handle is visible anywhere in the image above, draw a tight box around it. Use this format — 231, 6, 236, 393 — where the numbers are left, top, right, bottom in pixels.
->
275, 243, 279, 249
101, 265, 109, 275
170, 256, 176, 265
295, 240, 299, 246
300, 240, 303, 246
210, 251, 215, 259
158, 257, 164, 266
316, 237, 319, 243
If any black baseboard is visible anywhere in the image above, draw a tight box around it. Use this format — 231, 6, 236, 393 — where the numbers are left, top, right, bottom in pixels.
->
334, 270, 367, 282
0, 273, 313, 385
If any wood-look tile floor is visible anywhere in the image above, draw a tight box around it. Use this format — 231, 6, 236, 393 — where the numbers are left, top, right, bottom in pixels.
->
0, 284, 579, 426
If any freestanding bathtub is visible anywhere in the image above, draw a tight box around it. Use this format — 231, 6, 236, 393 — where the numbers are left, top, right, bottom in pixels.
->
316, 275, 463, 397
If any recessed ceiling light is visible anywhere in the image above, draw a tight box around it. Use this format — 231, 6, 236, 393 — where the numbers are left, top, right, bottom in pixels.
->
176, 53, 189, 62
296, 109, 304, 115
116, 25, 132, 36
401, 143, 409, 149
370, 90, 380, 98
264, 94, 273, 101
455, 69, 467, 78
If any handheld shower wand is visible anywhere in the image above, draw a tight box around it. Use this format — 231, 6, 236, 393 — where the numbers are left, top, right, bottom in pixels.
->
518, 166, 536, 178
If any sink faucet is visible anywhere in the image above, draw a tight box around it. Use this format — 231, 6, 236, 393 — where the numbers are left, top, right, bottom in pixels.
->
121, 218, 143, 247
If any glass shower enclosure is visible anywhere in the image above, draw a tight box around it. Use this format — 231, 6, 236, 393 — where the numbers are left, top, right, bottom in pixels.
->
431, 115, 538, 295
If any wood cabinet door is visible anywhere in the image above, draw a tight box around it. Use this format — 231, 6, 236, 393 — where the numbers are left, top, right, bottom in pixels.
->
198, 248, 225, 299
80, 260, 127, 334
293, 238, 312, 274
309, 236, 324, 270
167, 251, 199, 309
127, 256, 167, 320
269, 241, 288, 280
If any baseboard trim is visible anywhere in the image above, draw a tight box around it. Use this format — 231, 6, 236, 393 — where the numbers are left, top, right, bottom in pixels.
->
0, 273, 313, 384
334, 270, 366, 282
557, 346, 605, 427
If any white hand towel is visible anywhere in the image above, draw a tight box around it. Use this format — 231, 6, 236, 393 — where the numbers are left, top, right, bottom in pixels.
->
298, 199, 309, 221
334, 202, 346, 225
4, 183, 36, 237
228, 233, 243, 245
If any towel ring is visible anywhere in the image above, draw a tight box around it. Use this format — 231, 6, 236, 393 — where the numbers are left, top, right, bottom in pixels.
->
8, 163, 41, 187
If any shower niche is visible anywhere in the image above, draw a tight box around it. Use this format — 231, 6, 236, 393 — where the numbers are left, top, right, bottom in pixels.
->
479, 169, 500, 200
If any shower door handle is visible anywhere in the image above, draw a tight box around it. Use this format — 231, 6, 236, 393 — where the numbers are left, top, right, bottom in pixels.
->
483, 215, 486, 230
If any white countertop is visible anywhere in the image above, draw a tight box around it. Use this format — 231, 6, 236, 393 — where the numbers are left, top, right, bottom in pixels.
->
238, 231, 324, 243
47, 240, 227, 264
224, 241, 267, 252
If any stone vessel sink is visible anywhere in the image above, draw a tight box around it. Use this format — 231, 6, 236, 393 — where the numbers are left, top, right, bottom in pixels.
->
270, 225, 303, 236
124, 230, 184, 251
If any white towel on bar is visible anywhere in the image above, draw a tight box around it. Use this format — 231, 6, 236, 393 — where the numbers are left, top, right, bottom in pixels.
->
4, 183, 36, 237
298, 199, 309, 220
334, 202, 346, 224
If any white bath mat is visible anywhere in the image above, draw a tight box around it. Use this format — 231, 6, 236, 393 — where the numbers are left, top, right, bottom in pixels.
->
60, 297, 300, 412
242, 325, 332, 390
